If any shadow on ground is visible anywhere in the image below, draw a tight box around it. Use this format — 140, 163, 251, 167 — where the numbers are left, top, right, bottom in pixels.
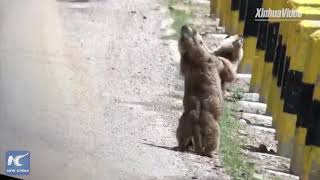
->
241, 144, 276, 155
120, 100, 183, 113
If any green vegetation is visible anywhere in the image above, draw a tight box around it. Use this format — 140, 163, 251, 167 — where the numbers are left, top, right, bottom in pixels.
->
162, 0, 208, 39
229, 87, 245, 102
219, 102, 256, 180
169, 8, 190, 39
162, 0, 193, 39
168, 0, 177, 6
220, 86, 255, 179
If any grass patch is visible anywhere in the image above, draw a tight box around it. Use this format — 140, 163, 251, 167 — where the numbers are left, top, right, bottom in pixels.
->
169, 9, 190, 39
168, 0, 177, 6
219, 102, 256, 180
229, 87, 245, 102
162, 0, 209, 39
168, 0, 192, 6
162, 0, 193, 40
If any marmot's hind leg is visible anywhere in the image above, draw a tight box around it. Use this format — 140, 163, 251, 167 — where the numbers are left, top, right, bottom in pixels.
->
200, 112, 220, 158
192, 124, 203, 155
176, 109, 198, 152
176, 114, 192, 152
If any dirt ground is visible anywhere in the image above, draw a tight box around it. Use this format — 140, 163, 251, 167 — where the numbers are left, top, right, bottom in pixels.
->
0, 0, 229, 179
57, 0, 232, 179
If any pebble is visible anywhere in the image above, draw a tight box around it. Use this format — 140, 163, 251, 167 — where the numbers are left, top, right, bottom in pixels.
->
238, 130, 248, 136
239, 119, 247, 125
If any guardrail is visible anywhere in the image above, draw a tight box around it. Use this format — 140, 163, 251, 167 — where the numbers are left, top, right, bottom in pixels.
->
210, 0, 320, 179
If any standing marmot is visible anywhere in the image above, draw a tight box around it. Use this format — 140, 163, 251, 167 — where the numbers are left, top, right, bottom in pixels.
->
176, 25, 238, 157
213, 34, 244, 92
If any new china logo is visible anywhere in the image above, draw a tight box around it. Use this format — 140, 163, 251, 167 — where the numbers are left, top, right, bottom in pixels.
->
6, 151, 30, 176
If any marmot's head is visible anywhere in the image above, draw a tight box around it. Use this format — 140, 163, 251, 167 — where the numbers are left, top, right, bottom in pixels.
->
178, 25, 210, 59
214, 34, 243, 63
222, 34, 243, 48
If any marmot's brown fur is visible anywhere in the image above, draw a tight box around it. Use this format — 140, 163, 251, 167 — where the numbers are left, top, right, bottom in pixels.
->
176, 25, 237, 157
214, 34, 244, 64
213, 34, 244, 92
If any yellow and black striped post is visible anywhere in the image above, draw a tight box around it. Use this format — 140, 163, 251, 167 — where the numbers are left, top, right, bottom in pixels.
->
237, 0, 248, 35
220, 0, 227, 26
259, 23, 279, 103
214, 0, 222, 18
267, 34, 287, 120
268, 6, 320, 129
250, 21, 267, 93
274, 6, 320, 155
229, 0, 241, 34
301, 30, 320, 180
249, 0, 272, 93
259, 0, 282, 103
287, 30, 320, 179
239, 0, 263, 73
274, 20, 320, 157
277, 21, 320, 159
224, 0, 232, 32
289, 0, 320, 9
280, 4, 320, 177
266, 0, 288, 117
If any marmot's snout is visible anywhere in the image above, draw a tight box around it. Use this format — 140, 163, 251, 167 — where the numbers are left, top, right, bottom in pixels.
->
181, 25, 194, 37
233, 35, 244, 48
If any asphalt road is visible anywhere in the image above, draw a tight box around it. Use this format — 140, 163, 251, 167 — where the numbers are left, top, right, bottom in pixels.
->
0, 0, 228, 179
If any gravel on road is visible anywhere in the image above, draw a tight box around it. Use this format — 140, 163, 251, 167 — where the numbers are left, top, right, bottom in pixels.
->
0, 0, 229, 179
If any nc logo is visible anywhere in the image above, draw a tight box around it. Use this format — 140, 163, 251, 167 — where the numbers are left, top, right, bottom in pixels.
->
7, 152, 29, 166
6, 151, 30, 176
